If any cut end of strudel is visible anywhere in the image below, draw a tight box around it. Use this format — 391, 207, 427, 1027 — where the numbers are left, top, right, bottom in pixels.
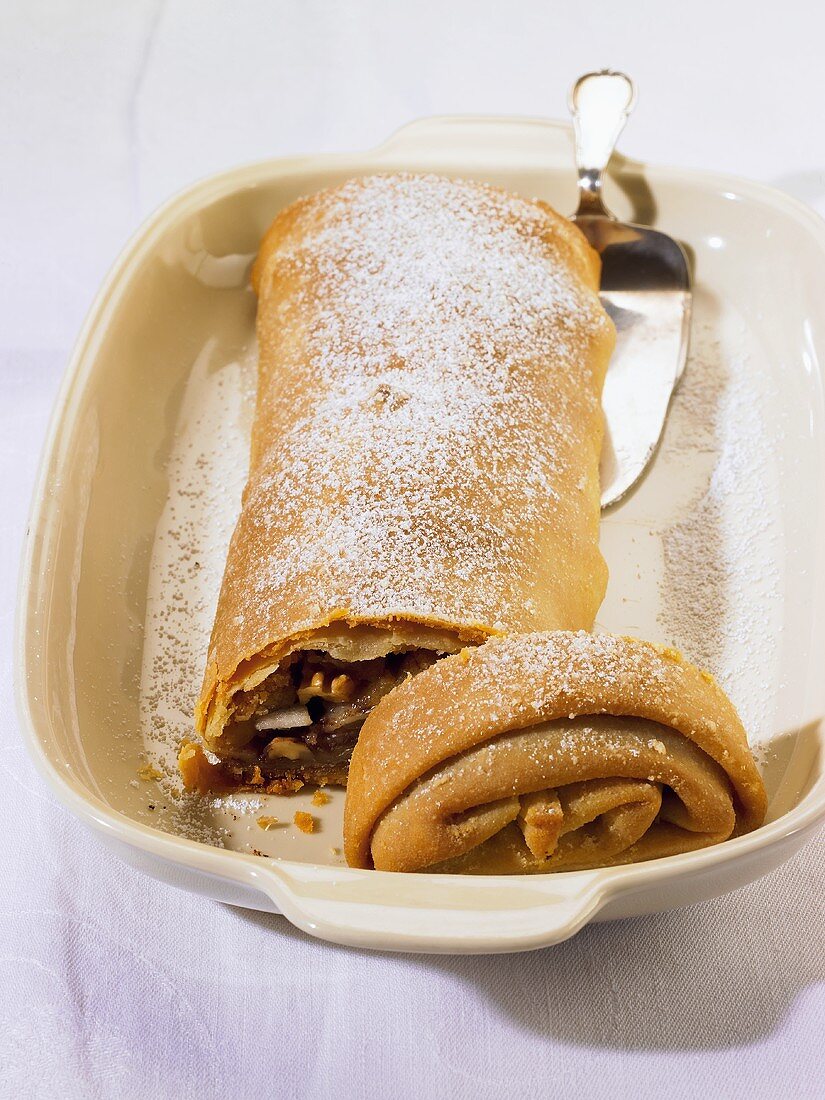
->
343, 632, 768, 873
181, 174, 615, 794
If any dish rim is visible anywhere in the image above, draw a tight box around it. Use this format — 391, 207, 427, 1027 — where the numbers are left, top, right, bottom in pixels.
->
15, 113, 825, 952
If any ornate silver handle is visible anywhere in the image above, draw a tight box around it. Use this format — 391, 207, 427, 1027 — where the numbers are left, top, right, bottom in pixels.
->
570, 70, 636, 218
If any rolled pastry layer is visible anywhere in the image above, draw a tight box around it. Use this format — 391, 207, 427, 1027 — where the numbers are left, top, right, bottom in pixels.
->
343, 632, 767, 872
184, 175, 615, 792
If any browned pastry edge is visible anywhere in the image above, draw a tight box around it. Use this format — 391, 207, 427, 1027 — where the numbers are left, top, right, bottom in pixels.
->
178, 740, 349, 796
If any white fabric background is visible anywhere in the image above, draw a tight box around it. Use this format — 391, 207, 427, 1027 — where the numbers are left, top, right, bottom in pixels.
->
2, 3, 824, 1097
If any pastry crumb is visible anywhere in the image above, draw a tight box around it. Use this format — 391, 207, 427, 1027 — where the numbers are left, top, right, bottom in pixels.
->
311, 789, 330, 807
257, 816, 281, 831
177, 741, 227, 795
137, 764, 164, 782
266, 776, 305, 795
661, 647, 683, 663
294, 811, 316, 834
330, 847, 341, 857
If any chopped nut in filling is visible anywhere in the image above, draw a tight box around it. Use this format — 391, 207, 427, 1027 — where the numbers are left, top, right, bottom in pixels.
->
219, 649, 439, 776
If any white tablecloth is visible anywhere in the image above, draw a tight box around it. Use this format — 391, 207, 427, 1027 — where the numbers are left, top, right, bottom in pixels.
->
2, 3, 823, 1096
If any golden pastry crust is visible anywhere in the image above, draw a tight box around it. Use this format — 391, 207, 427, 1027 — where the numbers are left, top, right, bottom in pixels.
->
191, 173, 614, 789
343, 631, 768, 872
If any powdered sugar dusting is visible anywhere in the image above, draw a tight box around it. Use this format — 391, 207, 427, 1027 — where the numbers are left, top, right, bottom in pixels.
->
369, 631, 679, 788
137, 341, 346, 858
474, 629, 670, 711
138, 343, 254, 845
653, 307, 783, 748
212, 174, 609, 659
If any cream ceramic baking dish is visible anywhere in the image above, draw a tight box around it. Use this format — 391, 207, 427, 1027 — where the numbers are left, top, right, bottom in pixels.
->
16, 116, 825, 953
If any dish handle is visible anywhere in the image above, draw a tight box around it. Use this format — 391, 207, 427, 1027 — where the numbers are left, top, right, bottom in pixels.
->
371, 114, 573, 165
247, 861, 605, 953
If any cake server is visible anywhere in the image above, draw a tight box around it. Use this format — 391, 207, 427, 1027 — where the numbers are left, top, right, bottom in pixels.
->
569, 70, 692, 508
